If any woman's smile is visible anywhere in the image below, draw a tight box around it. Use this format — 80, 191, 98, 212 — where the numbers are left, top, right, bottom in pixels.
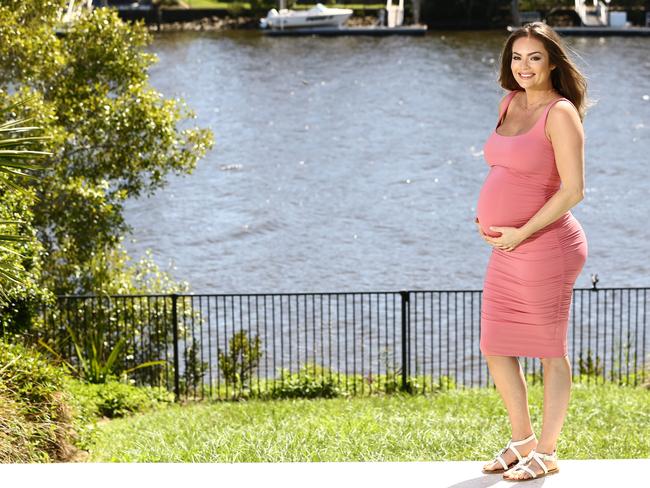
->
510, 35, 557, 88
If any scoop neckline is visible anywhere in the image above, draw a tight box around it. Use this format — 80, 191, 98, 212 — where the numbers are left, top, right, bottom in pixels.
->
494, 91, 565, 139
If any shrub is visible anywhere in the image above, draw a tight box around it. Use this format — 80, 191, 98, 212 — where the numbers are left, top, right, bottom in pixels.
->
218, 330, 262, 388
64, 375, 175, 419
0, 339, 80, 462
262, 364, 344, 400
61, 374, 174, 451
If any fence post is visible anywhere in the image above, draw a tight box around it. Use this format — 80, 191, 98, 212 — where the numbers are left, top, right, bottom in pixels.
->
400, 290, 411, 393
171, 293, 180, 402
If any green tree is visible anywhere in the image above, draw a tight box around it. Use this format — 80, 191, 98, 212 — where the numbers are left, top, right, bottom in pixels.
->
0, 0, 212, 293
0, 2, 213, 306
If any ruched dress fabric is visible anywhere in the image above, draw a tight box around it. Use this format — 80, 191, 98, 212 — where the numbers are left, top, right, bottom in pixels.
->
476, 90, 588, 358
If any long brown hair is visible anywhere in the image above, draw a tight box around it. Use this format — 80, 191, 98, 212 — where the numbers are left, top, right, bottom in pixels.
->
498, 22, 594, 122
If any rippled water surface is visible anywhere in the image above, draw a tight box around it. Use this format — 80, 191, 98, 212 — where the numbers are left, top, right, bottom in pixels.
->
123, 31, 650, 293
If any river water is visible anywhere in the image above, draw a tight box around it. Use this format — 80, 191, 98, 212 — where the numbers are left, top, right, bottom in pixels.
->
123, 30, 650, 294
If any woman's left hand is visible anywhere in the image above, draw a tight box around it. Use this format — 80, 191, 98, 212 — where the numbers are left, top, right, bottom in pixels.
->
484, 226, 527, 252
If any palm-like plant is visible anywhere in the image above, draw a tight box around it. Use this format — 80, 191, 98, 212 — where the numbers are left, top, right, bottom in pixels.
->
0, 101, 49, 300
38, 320, 166, 384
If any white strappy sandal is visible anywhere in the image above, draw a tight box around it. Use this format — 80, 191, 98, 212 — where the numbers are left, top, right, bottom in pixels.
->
481, 433, 537, 474
503, 448, 560, 481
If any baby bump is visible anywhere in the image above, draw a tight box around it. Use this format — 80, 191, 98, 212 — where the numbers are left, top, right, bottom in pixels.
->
476, 166, 552, 238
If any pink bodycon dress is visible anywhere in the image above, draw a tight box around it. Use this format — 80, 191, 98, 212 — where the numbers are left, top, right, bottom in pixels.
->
476, 90, 588, 358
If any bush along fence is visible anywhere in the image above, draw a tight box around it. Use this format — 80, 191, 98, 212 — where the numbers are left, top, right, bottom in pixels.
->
6, 286, 649, 401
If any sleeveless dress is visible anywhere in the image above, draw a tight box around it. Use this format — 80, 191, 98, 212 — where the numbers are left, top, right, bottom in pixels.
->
476, 90, 588, 358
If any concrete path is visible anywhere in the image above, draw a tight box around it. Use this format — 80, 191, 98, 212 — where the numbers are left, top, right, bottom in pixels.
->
2, 459, 647, 488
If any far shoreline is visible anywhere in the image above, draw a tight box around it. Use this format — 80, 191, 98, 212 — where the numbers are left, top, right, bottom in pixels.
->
146, 13, 381, 32
117, 4, 649, 32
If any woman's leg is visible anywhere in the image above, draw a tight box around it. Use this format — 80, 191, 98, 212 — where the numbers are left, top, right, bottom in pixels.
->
483, 355, 537, 471
504, 355, 570, 480
537, 355, 572, 453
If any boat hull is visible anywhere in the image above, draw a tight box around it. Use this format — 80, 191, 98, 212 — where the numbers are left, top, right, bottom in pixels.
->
269, 15, 351, 29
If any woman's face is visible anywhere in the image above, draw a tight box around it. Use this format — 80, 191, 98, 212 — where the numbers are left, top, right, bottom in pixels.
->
510, 36, 556, 90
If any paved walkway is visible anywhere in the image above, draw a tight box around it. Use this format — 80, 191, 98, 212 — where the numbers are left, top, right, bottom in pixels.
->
2, 459, 647, 487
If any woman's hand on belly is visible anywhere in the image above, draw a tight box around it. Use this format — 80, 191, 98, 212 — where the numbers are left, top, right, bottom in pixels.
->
482, 225, 527, 252
474, 217, 496, 247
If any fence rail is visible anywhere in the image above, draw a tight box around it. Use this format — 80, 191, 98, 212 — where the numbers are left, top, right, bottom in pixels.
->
11, 287, 649, 400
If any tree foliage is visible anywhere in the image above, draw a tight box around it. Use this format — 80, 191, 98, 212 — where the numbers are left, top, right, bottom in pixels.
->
0, 2, 213, 302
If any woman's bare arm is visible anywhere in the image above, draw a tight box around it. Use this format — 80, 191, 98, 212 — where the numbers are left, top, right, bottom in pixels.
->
518, 100, 585, 240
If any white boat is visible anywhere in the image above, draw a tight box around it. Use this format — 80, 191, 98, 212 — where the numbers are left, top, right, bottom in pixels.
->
259, 3, 353, 30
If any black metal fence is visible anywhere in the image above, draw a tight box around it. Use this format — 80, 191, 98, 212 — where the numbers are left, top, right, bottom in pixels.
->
18, 286, 650, 401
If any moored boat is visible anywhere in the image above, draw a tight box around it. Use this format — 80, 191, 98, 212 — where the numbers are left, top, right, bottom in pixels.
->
259, 3, 353, 30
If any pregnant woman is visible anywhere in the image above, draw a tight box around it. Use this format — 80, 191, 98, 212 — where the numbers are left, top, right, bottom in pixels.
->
475, 23, 589, 481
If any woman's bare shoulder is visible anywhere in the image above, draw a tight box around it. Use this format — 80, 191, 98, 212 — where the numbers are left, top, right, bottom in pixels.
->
549, 99, 580, 119
548, 100, 582, 129
547, 99, 583, 142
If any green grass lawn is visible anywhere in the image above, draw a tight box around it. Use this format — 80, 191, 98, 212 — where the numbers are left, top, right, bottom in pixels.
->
87, 382, 649, 462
